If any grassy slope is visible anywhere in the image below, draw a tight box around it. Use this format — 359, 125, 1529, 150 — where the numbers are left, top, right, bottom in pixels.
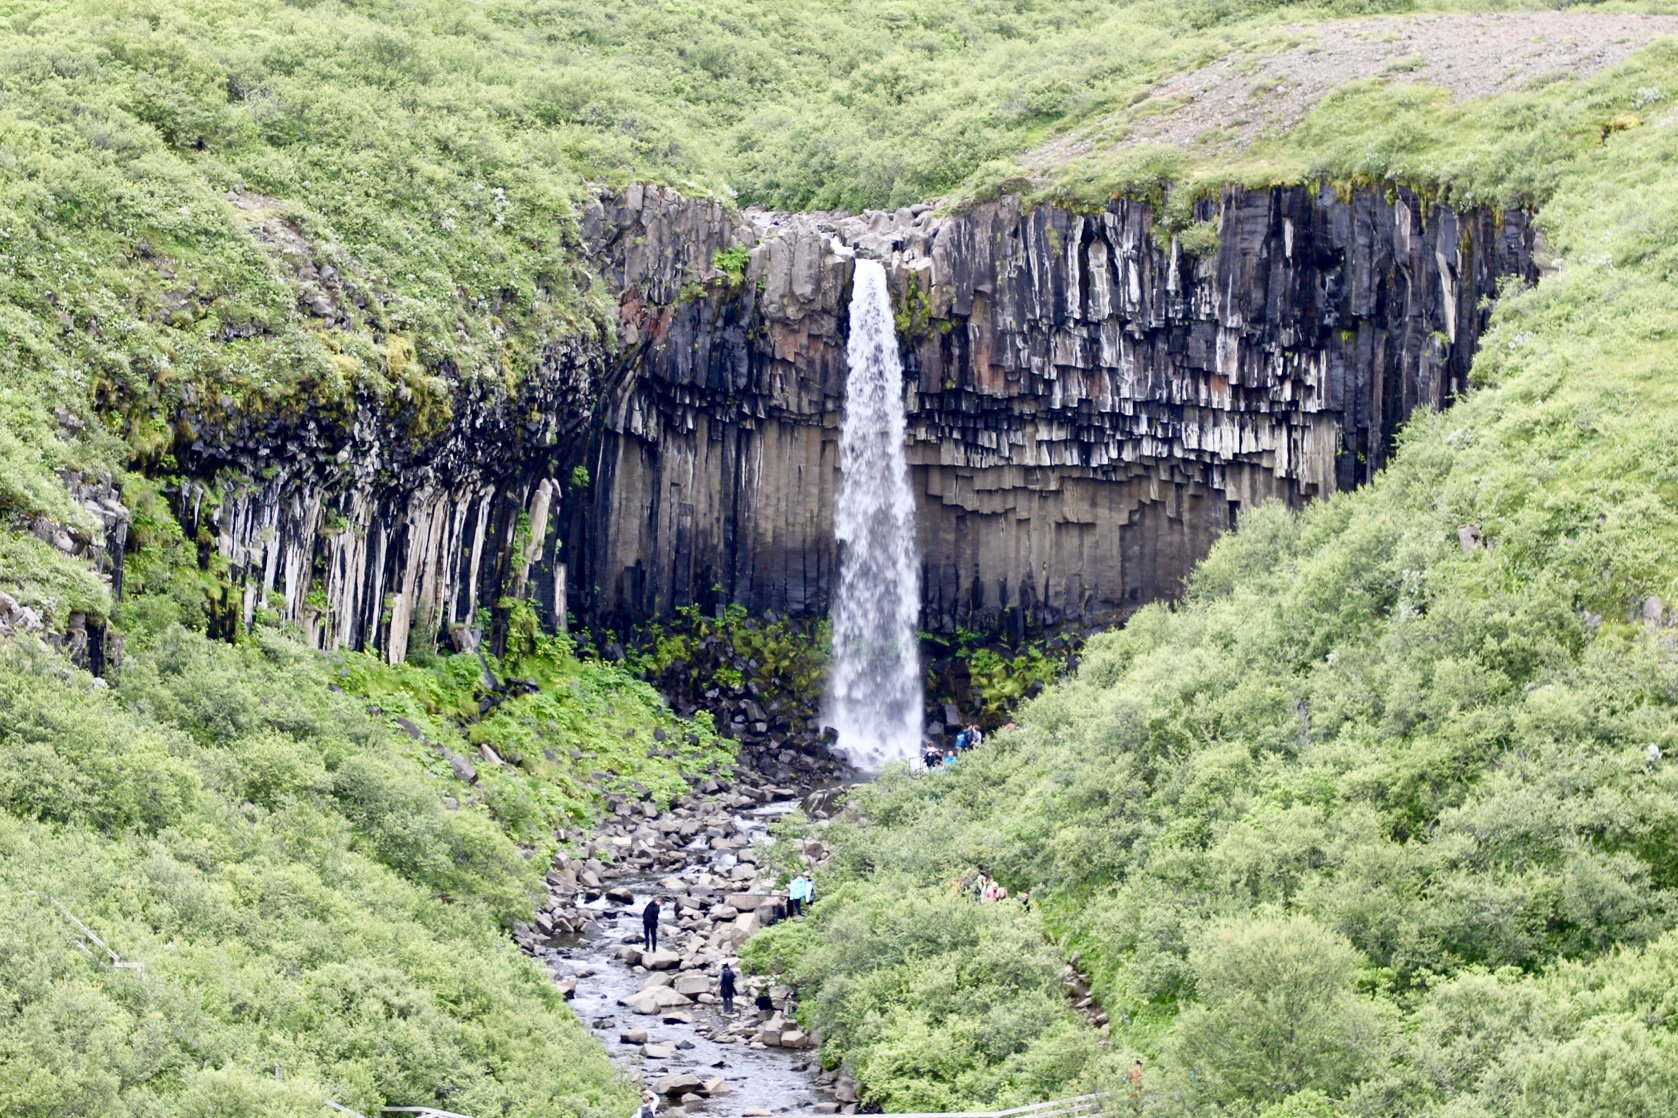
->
749, 40, 1678, 1118
0, 614, 732, 1117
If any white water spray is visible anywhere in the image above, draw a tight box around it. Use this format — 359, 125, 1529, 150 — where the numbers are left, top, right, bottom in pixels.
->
827, 258, 923, 770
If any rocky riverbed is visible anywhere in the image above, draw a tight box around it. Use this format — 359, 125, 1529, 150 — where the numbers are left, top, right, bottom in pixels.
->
514, 774, 861, 1117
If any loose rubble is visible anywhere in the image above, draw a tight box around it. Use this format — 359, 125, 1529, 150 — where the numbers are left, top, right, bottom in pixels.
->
517, 763, 862, 1116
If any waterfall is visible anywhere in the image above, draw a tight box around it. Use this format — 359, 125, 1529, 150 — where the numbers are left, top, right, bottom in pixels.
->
827, 258, 923, 770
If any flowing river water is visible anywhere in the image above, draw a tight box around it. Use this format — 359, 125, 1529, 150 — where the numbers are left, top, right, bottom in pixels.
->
532, 801, 834, 1117
527, 257, 912, 1116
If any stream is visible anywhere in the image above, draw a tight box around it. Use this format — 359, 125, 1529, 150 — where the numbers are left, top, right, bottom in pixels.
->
532, 800, 838, 1117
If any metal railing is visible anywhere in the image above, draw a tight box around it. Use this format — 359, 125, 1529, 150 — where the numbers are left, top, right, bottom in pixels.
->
351, 1091, 1118, 1118
779, 1090, 1119, 1118
326, 1103, 482, 1118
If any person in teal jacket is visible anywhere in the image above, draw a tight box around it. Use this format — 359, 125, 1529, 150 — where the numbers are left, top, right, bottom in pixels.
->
788, 874, 811, 916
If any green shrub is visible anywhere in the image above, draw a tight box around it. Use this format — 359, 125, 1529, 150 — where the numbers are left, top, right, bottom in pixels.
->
744, 880, 1103, 1111
1166, 915, 1391, 1111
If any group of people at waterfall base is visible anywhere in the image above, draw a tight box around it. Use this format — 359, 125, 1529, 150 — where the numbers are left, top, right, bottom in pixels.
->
923, 721, 1009, 770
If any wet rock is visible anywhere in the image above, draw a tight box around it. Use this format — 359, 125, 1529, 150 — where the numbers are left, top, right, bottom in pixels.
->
800, 787, 846, 821
655, 1074, 705, 1097
620, 986, 692, 1014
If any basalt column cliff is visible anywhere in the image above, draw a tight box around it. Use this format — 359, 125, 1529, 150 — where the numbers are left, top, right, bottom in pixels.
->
185, 185, 1532, 660
577, 185, 1535, 639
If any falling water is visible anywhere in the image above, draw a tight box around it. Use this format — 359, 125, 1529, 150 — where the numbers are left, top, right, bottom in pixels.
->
827, 257, 923, 770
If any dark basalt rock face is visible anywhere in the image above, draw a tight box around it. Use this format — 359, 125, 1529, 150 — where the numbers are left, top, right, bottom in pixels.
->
576, 183, 1535, 641
171, 183, 1535, 662
175, 337, 601, 655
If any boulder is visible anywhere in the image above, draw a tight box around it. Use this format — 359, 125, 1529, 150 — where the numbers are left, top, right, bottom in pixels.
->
655, 1074, 704, 1097
619, 986, 692, 1015
619, 992, 662, 1015
643, 950, 682, 970
643, 1044, 676, 1059
619, 1029, 649, 1044
673, 973, 712, 996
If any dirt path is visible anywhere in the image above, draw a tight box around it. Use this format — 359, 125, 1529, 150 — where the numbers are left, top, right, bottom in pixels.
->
1024, 11, 1678, 172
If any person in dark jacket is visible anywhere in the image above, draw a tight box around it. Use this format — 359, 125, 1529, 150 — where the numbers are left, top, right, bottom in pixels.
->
719, 963, 738, 1014
642, 897, 661, 952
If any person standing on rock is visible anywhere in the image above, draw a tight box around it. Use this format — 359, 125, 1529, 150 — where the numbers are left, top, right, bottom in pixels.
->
719, 963, 737, 1015
788, 874, 808, 917
642, 897, 661, 952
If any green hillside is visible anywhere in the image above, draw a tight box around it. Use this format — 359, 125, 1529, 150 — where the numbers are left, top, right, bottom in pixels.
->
746, 40, 1678, 1118
0, 612, 729, 1116
6, 0, 1678, 1115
